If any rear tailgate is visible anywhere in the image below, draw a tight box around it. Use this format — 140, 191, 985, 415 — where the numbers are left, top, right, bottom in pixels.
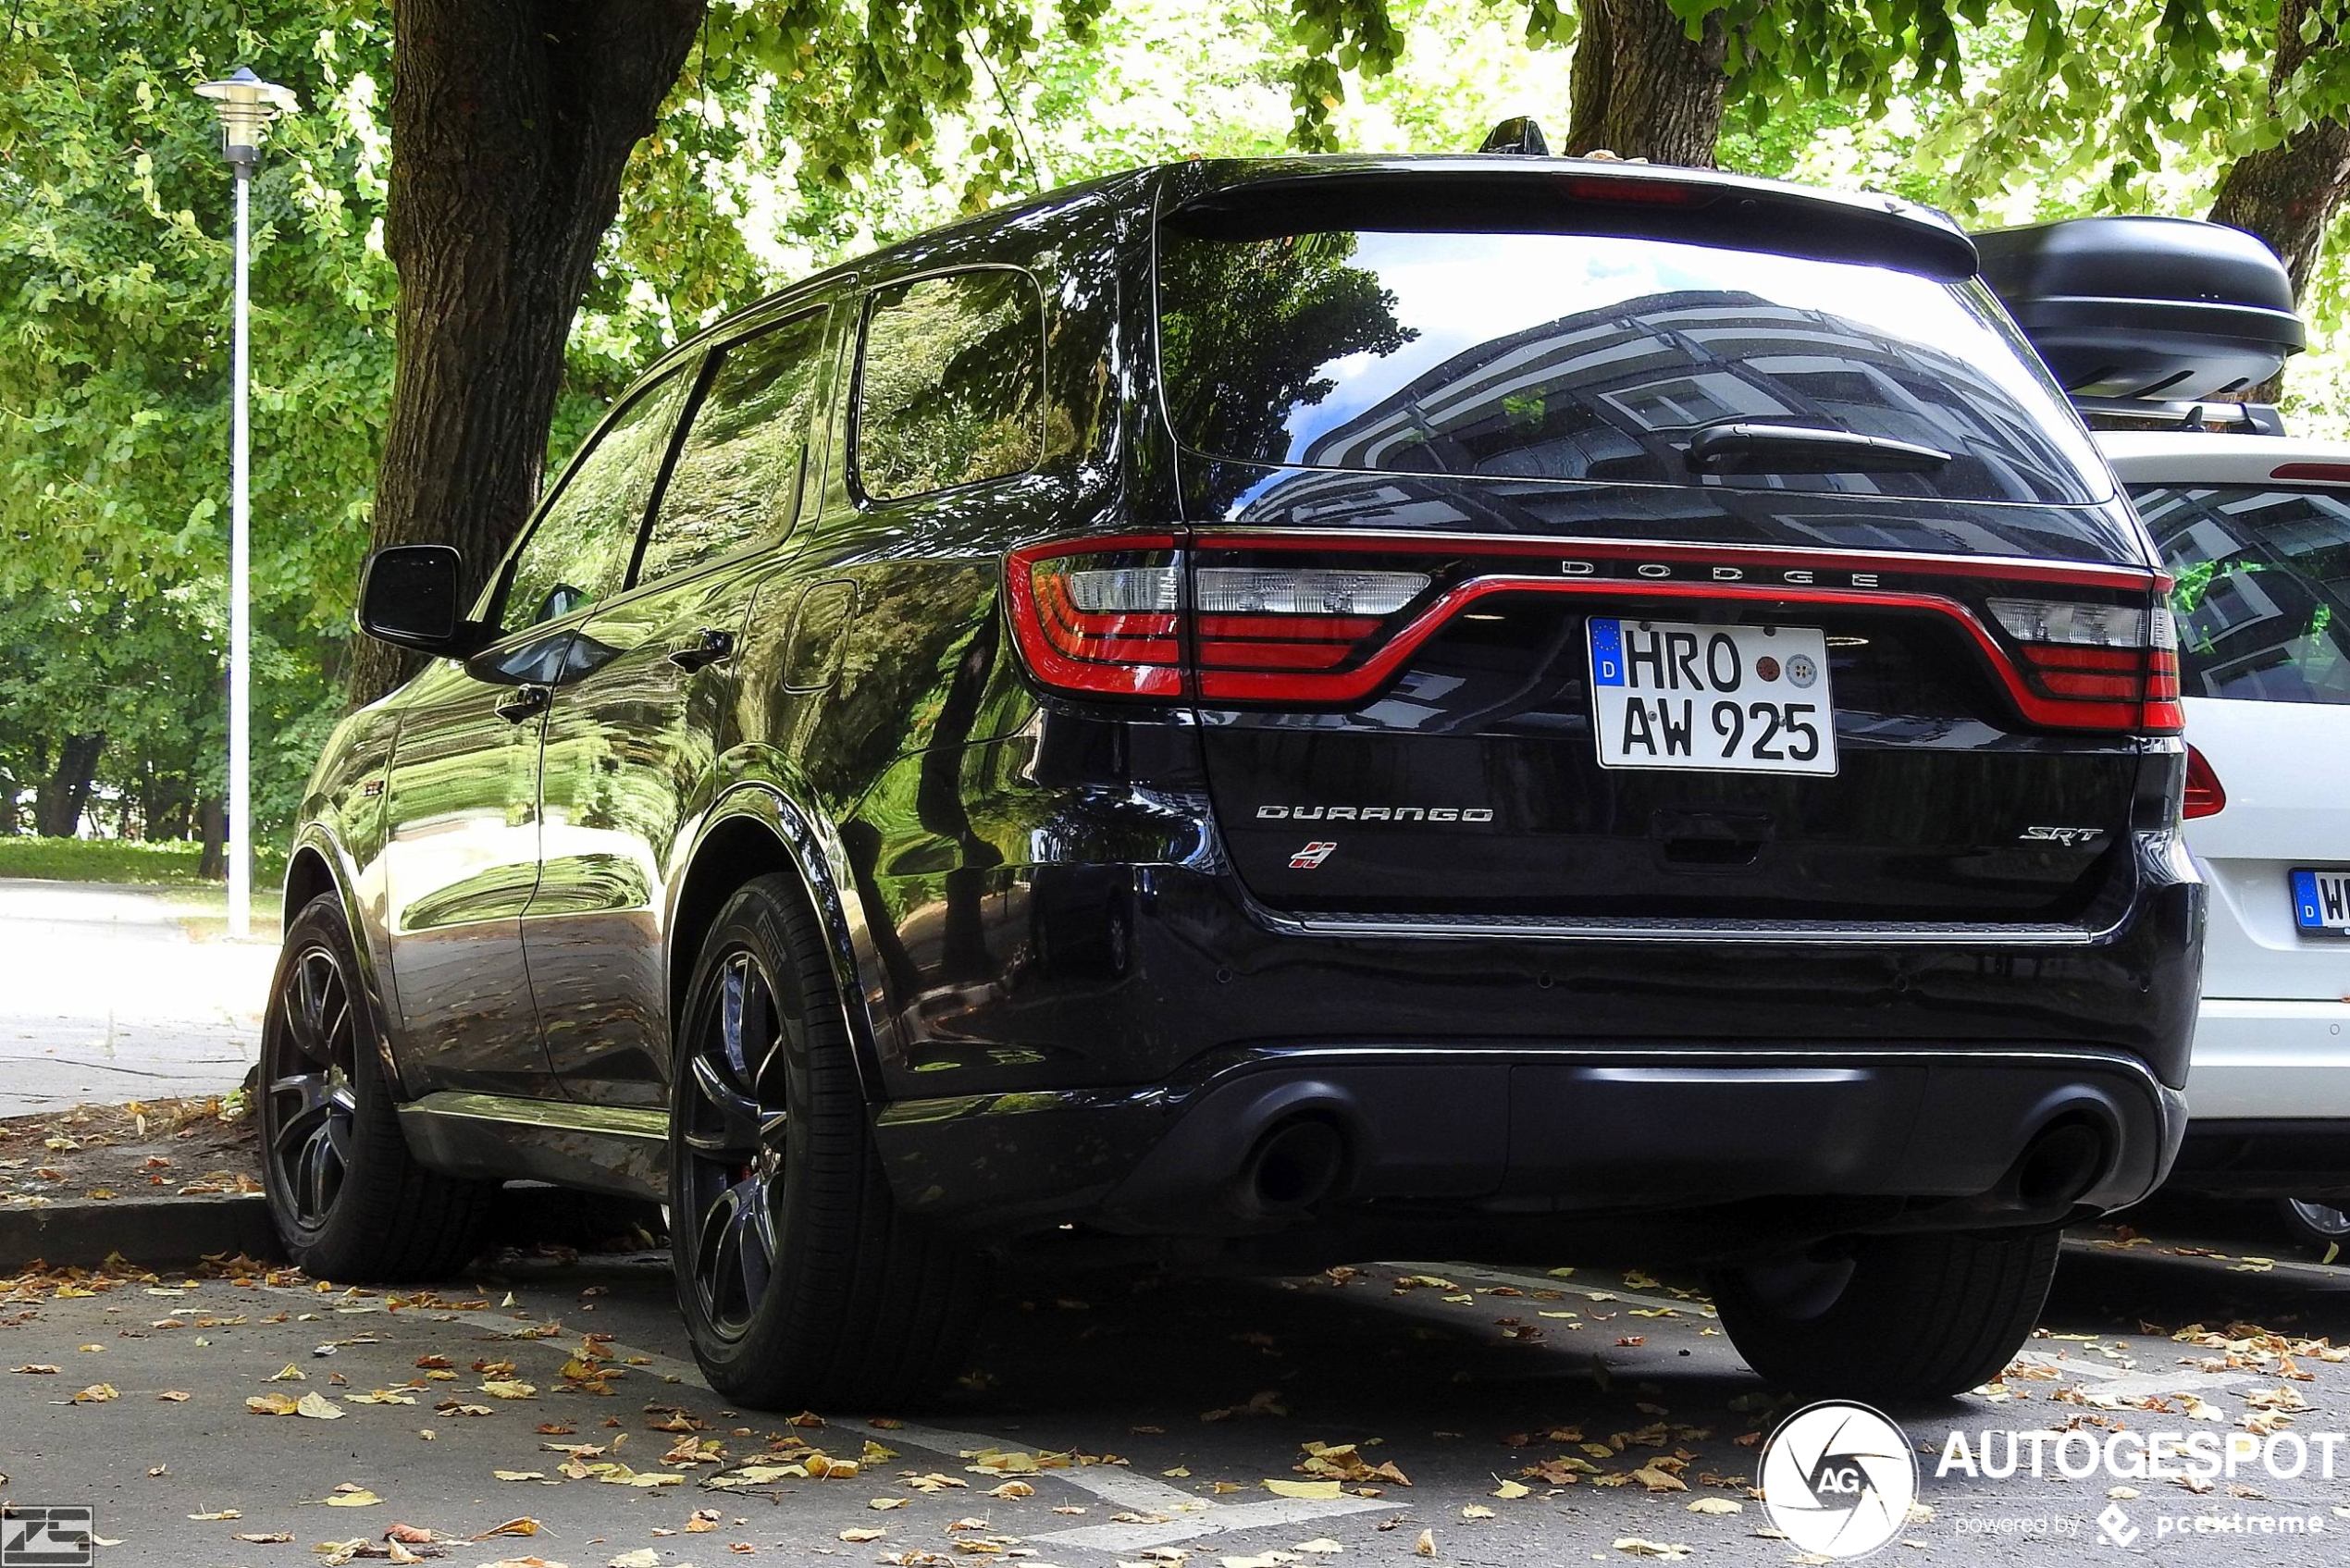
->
1155, 166, 2171, 926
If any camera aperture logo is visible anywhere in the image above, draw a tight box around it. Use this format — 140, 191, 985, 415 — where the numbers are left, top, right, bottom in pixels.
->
1761, 1401, 1919, 1559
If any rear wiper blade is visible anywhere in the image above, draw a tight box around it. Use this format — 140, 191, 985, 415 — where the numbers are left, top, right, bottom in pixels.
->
1683, 422, 1952, 475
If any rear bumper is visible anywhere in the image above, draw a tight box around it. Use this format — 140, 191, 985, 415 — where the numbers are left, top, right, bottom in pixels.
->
2183, 998, 2350, 1120
2165, 1000, 2350, 1196
873, 1043, 2187, 1248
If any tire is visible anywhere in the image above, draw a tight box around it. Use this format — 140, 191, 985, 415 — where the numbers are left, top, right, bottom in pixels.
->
2275, 1198, 2350, 1257
1709, 1228, 2061, 1402
669, 873, 988, 1409
257, 893, 495, 1279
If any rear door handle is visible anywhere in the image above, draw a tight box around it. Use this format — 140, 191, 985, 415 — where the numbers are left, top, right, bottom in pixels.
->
668, 627, 736, 672
494, 684, 551, 723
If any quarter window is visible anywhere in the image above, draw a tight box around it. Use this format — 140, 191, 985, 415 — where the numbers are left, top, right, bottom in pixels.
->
639, 311, 831, 586
502, 372, 690, 634
855, 269, 1045, 501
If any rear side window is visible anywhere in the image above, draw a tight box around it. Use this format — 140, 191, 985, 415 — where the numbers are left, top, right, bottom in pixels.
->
855, 268, 1045, 501
1156, 224, 2110, 504
639, 309, 830, 585
2134, 484, 2350, 705
501, 371, 691, 634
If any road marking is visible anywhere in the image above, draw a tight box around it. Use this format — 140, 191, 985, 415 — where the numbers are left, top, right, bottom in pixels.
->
1033, 1493, 1395, 1552
1400, 1260, 1718, 1318
459, 1301, 1405, 1553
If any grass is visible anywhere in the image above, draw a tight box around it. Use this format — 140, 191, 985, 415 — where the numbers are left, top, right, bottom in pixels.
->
0, 835, 219, 884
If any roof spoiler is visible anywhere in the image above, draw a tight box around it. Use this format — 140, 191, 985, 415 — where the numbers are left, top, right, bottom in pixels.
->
1169, 160, 1980, 281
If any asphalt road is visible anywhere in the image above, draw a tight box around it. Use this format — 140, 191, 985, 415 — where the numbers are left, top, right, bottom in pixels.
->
0, 881, 272, 1116
7, 1214, 2350, 1567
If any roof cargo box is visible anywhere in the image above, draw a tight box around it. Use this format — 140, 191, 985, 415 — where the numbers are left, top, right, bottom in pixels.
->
1975, 216, 2304, 401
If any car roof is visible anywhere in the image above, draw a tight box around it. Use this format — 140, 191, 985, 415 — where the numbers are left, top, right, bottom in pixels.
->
2095, 429, 2350, 485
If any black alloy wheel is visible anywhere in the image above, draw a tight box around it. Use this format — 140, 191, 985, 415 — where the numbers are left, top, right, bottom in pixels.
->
264, 942, 362, 1230
666, 873, 986, 1409
677, 949, 795, 1340
256, 894, 493, 1278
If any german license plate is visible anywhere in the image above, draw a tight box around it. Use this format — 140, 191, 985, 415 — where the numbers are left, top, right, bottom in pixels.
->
2292, 870, 2350, 937
1589, 618, 1837, 775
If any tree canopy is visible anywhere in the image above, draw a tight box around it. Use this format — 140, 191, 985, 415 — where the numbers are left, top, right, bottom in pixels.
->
1, 0, 2344, 858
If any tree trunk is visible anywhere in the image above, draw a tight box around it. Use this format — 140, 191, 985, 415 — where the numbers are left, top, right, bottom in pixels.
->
350, 0, 708, 707
198, 796, 228, 880
0, 772, 19, 835
2207, 0, 2349, 399
1563, 0, 1730, 167
38, 732, 105, 838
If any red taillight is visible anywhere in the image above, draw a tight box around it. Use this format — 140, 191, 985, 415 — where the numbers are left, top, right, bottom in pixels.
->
1987, 597, 2182, 734
2183, 745, 2226, 819
1192, 565, 1429, 699
1005, 533, 2179, 736
1004, 537, 1184, 698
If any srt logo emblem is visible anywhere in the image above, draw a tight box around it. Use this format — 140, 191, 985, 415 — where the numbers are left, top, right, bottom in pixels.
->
1289, 841, 1338, 870
2020, 825, 2105, 847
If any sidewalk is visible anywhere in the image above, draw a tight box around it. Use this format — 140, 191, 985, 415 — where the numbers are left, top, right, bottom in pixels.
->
0, 879, 275, 1117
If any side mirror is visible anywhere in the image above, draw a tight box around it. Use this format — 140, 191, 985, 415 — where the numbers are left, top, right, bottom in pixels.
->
357, 544, 480, 657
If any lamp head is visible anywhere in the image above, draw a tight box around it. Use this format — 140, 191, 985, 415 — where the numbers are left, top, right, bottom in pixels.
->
195, 67, 298, 167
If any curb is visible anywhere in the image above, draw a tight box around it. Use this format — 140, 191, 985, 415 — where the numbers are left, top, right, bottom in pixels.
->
0, 1194, 279, 1269
0, 1186, 664, 1271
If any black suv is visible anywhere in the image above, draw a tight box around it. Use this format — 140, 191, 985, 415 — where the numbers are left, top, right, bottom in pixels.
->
274, 153, 2199, 1407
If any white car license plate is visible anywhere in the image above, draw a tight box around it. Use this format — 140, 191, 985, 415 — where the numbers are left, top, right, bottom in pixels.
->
1589, 617, 1837, 775
2292, 870, 2350, 938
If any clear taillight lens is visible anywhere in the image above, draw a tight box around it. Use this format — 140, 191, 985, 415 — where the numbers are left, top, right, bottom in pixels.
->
1194, 569, 1429, 616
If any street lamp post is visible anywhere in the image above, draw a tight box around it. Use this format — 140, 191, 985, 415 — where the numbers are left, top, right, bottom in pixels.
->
196, 68, 296, 941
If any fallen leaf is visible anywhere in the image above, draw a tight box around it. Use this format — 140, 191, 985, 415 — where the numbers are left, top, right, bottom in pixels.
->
266, 1363, 306, 1382
842, 1526, 888, 1543
610, 1551, 660, 1568
322, 1488, 382, 1507
1491, 1477, 1530, 1500
1463, 1504, 1496, 1519
481, 1379, 538, 1400
186, 1508, 241, 1521
1688, 1497, 1742, 1514
1293, 1543, 1343, 1556
296, 1390, 347, 1420
246, 1392, 300, 1415
472, 1516, 542, 1539
158, 1390, 191, 1402
71, 1383, 118, 1403
1263, 1480, 1342, 1500
988, 1481, 1035, 1499
495, 1471, 549, 1482
1414, 1528, 1436, 1558
1612, 1539, 1692, 1559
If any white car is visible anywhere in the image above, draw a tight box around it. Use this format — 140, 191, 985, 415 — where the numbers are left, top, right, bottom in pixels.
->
2098, 430, 2350, 1246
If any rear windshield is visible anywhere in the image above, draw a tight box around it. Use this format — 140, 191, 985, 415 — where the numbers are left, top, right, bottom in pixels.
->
2134, 483, 2350, 705
1156, 224, 2111, 505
